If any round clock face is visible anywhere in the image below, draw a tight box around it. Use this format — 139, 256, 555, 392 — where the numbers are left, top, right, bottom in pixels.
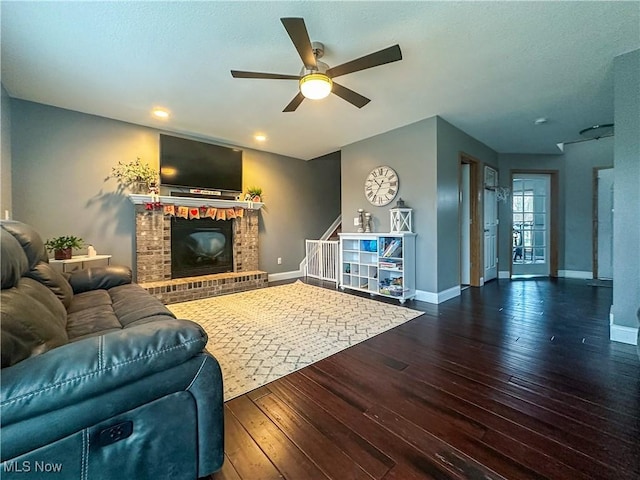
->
364, 166, 399, 206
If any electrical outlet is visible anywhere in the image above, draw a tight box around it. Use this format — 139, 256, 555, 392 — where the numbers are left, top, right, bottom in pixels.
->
354, 217, 359, 226
277, 257, 282, 265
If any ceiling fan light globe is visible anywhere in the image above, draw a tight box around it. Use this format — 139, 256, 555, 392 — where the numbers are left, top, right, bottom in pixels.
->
299, 73, 332, 100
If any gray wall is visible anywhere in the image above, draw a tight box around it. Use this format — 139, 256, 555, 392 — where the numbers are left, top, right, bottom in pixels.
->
436, 117, 498, 290
563, 138, 613, 272
1, 85, 11, 217
341, 115, 499, 295
497, 153, 566, 273
342, 116, 437, 293
10, 99, 341, 275
612, 49, 640, 330
498, 138, 615, 276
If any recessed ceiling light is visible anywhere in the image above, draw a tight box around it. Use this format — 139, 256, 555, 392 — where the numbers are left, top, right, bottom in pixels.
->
152, 108, 170, 119
254, 134, 267, 142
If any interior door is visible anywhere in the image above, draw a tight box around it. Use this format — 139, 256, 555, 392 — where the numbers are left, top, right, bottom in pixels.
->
483, 166, 498, 282
597, 168, 613, 279
512, 174, 551, 277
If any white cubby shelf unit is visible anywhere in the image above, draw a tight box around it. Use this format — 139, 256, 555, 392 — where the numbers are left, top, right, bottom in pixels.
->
338, 232, 416, 304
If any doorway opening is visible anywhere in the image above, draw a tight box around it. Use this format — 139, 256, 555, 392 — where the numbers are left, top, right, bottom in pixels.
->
459, 154, 482, 286
510, 171, 558, 278
593, 167, 613, 280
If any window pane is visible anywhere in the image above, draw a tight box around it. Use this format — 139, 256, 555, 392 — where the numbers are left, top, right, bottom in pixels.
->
533, 231, 545, 246
534, 196, 546, 213
512, 180, 523, 192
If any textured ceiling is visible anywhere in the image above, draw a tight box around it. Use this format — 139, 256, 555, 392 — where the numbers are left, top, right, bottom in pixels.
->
2, 1, 638, 160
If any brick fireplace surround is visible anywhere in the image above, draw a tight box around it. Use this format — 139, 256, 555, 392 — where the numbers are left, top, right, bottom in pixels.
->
133, 198, 268, 304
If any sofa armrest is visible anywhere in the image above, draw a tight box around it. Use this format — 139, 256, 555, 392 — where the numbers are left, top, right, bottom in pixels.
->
1, 319, 207, 426
68, 265, 132, 293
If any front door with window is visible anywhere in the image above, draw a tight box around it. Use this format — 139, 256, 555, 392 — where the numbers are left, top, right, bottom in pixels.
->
512, 174, 550, 277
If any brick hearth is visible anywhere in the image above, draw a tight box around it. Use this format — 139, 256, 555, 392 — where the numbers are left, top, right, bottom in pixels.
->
134, 204, 267, 303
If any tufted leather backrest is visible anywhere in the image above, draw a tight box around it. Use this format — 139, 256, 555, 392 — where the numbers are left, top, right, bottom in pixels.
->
1, 221, 74, 307
1, 220, 49, 269
1, 229, 30, 289
1, 221, 71, 367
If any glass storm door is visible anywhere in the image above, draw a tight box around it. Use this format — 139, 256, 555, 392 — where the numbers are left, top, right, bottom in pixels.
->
512, 174, 550, 277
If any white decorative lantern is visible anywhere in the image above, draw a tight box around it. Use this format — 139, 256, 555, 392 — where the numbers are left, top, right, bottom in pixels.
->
390, 199, 412, 233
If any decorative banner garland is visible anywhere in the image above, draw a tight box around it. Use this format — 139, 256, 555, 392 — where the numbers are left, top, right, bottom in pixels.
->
144, 201, 245, 220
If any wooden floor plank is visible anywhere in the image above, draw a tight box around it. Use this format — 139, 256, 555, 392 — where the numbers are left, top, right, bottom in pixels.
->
216, 405, 282, 480
226, 395, 330, 480
266, 379, 394, 480
253, 392, 374, 480
212, 278, 640, 480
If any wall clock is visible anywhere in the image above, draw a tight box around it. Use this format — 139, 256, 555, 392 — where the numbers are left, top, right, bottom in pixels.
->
364, 165, 399, 206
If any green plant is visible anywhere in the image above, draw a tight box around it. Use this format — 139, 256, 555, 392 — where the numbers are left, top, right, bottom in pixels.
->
45, 235, 84, 252
244, 186, 263, 201
110, 157, 158, 186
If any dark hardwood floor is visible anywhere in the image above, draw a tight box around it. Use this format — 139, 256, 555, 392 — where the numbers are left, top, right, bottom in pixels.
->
209, 278, 639, 480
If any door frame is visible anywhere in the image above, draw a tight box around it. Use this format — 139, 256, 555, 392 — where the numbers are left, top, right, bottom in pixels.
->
509, 169, 559, 277
459, 153, 482, 287
592, 166, 613, 280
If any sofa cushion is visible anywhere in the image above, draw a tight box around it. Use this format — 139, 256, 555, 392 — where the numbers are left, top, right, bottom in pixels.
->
109, 284, 176, 326
67, 289, 112, 314
67, 305, 122, 340
0, 278, 69, 368
1, 229, 29, 289
27, 262, 74, 309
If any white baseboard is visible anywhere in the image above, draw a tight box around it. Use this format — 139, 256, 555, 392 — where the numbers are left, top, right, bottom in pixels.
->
498, 270, 594, 279
268, 270, 303, 282
559, 270, 592, 279
610, 324, 639, 345
415, 285, 461, 304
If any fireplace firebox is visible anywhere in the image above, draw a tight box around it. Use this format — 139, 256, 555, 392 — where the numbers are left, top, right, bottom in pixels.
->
171, 217, 233, 278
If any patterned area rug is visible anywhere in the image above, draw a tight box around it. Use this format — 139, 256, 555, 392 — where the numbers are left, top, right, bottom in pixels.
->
168, 281, 422, 400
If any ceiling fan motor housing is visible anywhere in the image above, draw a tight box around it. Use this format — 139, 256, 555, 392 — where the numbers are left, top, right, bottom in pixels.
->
311, 42, 325, 59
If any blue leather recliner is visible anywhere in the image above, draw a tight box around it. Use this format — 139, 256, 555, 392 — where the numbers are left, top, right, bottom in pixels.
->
0, 220, 224, 479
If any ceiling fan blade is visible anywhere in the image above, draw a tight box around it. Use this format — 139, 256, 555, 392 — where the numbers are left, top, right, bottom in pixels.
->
281, 18, 317, 70
283, 92, 305, 112
231, 70, 300, 80
331, 82, 371, 108
326, 44, 402, 78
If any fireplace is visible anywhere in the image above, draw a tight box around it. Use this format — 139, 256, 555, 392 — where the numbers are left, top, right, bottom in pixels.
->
171, 217, 233, 278
133, 202, 267, 303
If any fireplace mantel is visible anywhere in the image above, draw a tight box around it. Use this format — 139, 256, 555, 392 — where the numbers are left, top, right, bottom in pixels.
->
128, 194, 264, 210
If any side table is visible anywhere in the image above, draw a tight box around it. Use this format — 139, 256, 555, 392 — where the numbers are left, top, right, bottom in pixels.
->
49, 254, 112, 273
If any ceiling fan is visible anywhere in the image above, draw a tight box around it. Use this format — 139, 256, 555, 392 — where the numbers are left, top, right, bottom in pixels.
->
231, 17, 402, 112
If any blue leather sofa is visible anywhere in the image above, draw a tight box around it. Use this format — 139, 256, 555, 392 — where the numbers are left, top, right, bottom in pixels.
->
0, 220, 224, 479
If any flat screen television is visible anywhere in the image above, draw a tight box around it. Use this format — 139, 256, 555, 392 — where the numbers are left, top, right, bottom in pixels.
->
160, 134, 243, 193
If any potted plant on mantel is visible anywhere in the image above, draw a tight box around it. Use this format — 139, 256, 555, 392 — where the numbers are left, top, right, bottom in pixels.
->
45, 235, 84, 260
244, 186, 263, 202
110, 157, 158, 194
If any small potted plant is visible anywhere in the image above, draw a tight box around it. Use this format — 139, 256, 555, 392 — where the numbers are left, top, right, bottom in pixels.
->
110, 157, 158, 194
45, 235, 84, 260
244, 186, 263, 202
